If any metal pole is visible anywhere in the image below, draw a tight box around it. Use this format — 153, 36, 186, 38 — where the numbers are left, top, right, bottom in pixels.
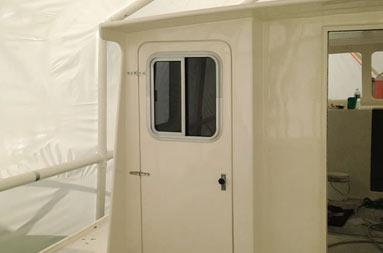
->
0, 152, 113, 193
109, 0, 155, 21
96, 37, 108, 220
95, 0, 155, 220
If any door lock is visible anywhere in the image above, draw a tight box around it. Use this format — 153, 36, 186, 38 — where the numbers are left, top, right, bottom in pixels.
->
218, 174, 226, 191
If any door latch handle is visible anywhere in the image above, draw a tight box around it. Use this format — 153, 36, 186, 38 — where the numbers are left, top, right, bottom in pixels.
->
218, 174, 226, 191
129, 171, 150, 176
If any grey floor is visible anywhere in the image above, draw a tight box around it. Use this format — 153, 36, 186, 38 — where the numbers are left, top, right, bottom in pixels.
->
49, 219, 108, 253
328, 233, 382, 253
328, 199, 383, 253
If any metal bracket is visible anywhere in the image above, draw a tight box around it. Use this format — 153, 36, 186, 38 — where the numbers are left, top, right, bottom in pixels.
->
129, 171, 150, 176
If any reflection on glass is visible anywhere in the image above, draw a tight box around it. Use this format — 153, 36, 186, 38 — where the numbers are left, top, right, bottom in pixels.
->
153, 61, 182, 132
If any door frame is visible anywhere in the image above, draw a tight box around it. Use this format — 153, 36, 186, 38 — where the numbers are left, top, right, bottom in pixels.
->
322, 23, 383, 252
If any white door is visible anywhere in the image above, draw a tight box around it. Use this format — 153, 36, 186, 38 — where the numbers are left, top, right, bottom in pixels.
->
137, 41, 232, 253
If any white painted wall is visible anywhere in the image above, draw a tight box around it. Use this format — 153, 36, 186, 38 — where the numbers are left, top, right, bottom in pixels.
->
253, 15, 326, 253
253, 7, 383, 253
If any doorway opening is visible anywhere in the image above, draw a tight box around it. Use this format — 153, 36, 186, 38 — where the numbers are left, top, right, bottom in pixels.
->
327, 29, 383, 252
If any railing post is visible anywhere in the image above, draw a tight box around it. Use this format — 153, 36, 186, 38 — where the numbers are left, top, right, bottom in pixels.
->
95, 0, 155, 220
96, 37, 107, 220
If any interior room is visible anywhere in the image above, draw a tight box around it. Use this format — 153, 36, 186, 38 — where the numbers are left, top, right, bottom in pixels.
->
327, 29, 383, 252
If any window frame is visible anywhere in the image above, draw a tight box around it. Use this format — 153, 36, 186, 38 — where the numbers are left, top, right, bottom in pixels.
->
327, 51, 363, 102
327, 50, 383, 107
327, 29, 383, 107
150, 57, 185, 137
371, 51, 383, 100
148, 53, 221, 141
361, 49, 383, 105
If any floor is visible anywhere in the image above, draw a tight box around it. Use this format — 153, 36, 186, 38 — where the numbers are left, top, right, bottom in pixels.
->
327, 198, 383, 253
40, 208, 383, 253
328, 233, 382, 253
51, 225, 382, 253
52, 230, 382, 253
40, 218, 109, 253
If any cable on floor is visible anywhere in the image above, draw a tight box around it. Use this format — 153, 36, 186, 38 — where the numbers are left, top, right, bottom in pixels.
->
329, 181, 350, 196
328, 239, 383, 249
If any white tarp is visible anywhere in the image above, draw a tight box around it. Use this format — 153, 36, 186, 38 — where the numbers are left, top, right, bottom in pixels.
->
0, 1, 246, 252
329, 53, 383, 100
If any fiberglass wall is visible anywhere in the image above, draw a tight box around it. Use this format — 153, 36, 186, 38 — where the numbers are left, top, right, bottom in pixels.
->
253, 9, 383, 253
105, 18, 254, 253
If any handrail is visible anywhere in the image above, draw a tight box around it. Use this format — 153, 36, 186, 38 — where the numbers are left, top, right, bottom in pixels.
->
108, 0, 154, 21
0, 151, 113, 193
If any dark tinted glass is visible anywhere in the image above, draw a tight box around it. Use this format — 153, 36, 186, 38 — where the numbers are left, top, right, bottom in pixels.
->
185, 57, 217, 137
153, 61, 182, 132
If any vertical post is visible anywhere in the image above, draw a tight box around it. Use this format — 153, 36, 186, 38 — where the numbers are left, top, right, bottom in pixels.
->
96, 37, 107, 219
362, 50, 372, 104
95, 0, 154, 220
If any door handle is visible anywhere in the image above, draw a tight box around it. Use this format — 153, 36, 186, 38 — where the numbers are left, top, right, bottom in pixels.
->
218, 174, 226, 191
129, 171, 150, 176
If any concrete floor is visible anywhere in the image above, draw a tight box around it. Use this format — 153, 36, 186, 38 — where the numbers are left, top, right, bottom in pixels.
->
328, 233, 382, 253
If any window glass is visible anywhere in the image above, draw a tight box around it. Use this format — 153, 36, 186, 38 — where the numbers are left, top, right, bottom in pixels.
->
328, 53, 362, 100
153, 61, 182, 132
185, 57, 216, 137
372, 51, 383, 99
151, 56, 218, 138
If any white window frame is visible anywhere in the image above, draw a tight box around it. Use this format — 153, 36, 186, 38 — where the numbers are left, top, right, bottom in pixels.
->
149, 54, 220, 141
328, 30, 383, 107
150, 57, 185, 137
371, 50, 383, 100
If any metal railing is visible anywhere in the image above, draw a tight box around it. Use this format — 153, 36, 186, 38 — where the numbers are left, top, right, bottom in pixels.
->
0, 151, 113, 193
0, 0, 154, 226
0, 151, 114, 227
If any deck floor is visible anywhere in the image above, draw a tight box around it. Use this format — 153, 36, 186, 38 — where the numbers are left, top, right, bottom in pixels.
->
41, 219, 109, 253
45, 219, 383, 253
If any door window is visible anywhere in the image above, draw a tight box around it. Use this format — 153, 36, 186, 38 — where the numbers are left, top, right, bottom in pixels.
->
153, 61, 182, 132
151, 56, 218, 138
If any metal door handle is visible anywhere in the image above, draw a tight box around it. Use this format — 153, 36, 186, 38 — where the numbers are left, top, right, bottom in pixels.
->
129, 171, 150, 176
